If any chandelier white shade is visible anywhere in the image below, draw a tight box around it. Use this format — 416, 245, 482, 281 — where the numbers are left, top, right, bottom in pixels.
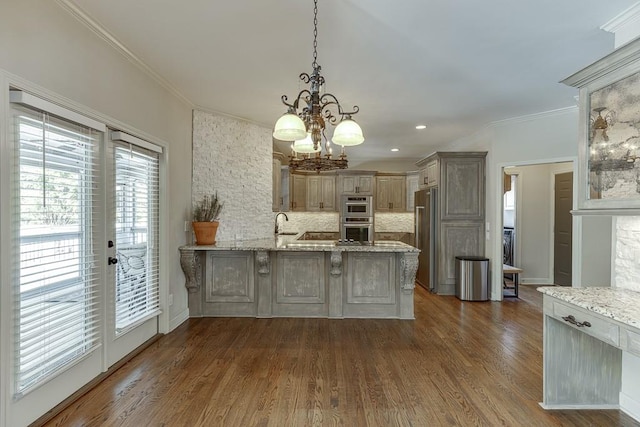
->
273, 113, 307, 141
293, 133, 322, 153
332, 118, 364, 146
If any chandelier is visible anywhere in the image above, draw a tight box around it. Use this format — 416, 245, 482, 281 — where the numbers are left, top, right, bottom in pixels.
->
272, 0, 364, 173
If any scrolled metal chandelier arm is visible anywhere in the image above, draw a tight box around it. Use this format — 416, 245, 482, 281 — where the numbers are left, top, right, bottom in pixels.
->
319, 93, 359, 124
280, 90, 312, 111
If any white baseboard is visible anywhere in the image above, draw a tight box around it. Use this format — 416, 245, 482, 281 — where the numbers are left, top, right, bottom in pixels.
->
621, 392, 640, 422
539, 402, 619, 410
169, 308, 189, 332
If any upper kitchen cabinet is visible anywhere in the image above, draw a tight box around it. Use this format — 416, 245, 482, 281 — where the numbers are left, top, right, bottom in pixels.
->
406, 171, 419, 212
273, 152, 286, 212
439, 153, 486, 221
289, 172, 307, 211
376, 174, 406, 212
426, 160, 439, 188
337, 171, 375, 195
417, 159, 438, 189
307, 174, 336, 211
562, 38, 640, 212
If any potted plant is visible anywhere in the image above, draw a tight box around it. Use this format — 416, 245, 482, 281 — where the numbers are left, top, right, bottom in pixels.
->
192, 193, 223, 245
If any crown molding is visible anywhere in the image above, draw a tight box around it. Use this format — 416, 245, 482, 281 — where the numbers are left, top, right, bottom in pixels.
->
601, 3, 640, 33
489, 105, 578, 127
561, 37, 640, 88
55, 0, 194, 108
192, 105, 272, 130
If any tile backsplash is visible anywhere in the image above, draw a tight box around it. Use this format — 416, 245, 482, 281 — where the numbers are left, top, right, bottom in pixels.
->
278, 212, 414, 234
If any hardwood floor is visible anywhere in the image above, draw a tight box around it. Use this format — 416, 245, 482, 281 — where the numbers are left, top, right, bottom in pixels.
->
42, 285, 639, 427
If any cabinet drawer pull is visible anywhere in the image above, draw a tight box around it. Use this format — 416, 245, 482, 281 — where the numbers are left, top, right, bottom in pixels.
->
562, 314, 591, 328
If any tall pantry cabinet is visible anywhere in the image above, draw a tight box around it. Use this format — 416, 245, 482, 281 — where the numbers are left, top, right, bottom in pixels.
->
416, 152, 487, 295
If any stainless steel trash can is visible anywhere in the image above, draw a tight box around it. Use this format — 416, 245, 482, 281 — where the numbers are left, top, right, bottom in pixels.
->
455, 256, 489, 301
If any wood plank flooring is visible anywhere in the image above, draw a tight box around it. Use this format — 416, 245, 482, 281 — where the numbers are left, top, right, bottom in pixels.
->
42, 285, 639, 426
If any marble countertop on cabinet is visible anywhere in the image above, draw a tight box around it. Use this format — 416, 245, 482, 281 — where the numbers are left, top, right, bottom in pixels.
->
180, 237, 419, 253
537, 286, 640, 329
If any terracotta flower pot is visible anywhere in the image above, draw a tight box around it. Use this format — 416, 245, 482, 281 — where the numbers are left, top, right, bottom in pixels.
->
192, 221, 219, 245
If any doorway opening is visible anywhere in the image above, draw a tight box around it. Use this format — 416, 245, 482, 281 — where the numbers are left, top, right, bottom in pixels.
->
501, 160, 574, 297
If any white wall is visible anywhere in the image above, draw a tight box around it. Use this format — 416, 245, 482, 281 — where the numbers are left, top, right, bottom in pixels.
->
509, 164, 554, 284
192, 110, 273, 242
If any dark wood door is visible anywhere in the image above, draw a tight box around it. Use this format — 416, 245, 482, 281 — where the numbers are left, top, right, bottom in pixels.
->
554, 172, 573, 286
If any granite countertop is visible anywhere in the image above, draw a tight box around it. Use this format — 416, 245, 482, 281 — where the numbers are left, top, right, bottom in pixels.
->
180, 236, 419, 253
537, 286, 640, 329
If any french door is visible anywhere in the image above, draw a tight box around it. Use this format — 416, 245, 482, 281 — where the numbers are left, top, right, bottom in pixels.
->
6, 92, 161, 426
105, 134, 161, 366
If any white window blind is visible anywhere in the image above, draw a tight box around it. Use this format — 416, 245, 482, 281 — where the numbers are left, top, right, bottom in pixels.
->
12, 103, 101, 395
112, 140, 160, 333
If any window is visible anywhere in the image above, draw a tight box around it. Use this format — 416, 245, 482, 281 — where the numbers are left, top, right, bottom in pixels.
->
12, 103, 101, 395
113, 142, 160, 333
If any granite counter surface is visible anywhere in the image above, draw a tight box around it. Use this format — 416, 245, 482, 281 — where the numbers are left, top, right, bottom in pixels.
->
537, 286, 640, 329
181, 238, 419, 253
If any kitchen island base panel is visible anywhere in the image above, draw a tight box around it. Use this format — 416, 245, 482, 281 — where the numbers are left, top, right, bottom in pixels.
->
180, 244, 418, 320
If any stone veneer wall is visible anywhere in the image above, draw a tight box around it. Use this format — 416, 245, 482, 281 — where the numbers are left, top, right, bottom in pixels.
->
192, 110, 272, 242
278, 212, 414, 234
614, 216, 640, 292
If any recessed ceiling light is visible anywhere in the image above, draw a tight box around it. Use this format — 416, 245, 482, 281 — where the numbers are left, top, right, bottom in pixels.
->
415, 125, 427, 130
391, 148, 399, 152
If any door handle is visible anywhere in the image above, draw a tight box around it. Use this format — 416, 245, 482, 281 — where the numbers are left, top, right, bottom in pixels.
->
108, 256, 118, 265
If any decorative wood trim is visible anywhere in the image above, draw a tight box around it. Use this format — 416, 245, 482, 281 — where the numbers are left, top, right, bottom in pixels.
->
374, 171, 407, 177
179, 248, 201, 293
572, 209, 640, 216
600, 3, 640, 34
330, 251, 342, 276
256, 251, 270, 275
335, 170, 377, 176
561, 38, 640, 88
273, 152, 287, 162
400, 252, 419, 291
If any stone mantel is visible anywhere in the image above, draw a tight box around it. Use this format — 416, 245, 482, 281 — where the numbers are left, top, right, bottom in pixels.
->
179, 239, 419, 319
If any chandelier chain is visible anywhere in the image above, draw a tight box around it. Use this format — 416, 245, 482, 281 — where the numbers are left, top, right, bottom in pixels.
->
312, 0, 318, 69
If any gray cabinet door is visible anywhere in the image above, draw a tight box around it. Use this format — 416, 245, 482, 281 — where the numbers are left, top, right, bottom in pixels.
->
290, 174, 306, 211
437, 222, 485, 295
274, 252, 328, 316
440, 156, 485, 221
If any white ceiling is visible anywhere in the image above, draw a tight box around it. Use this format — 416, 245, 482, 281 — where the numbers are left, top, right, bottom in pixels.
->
64, 0, 635, 166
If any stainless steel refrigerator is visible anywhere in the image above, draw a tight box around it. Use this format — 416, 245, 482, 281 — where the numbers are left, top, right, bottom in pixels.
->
414, 189, 437, 291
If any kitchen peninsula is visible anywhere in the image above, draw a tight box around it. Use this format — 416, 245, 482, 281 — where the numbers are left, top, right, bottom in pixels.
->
179, 235, 419, 319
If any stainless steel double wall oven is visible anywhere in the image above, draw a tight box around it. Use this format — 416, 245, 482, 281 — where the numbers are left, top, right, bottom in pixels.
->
340, 195, 373, 242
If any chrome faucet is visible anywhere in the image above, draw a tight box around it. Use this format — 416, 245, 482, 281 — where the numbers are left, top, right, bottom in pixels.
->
275, 212, 289, 234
